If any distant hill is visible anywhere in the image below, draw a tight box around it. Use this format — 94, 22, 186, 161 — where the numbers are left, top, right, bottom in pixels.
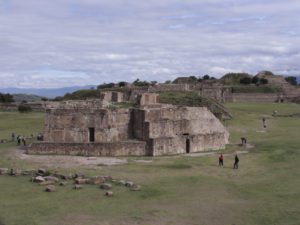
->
0, 85, 96, 98
297, 76, 300, 84
12, 94, 43, 102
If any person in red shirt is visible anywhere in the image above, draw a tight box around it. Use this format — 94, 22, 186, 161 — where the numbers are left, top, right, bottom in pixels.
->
219, 153, 224, 167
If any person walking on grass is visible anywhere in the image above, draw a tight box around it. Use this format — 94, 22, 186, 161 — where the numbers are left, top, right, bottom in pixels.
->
262, 117, 267, 129
219, 153, 224, 167
233, 154, 239, 169
17, 135, 21, 145
21, 137, 26, 146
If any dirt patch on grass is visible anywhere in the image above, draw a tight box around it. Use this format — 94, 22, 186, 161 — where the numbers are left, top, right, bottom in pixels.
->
10, 148, 128, 169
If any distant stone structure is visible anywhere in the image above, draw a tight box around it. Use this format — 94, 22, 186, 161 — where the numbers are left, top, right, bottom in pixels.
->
29, 95, 229, 156
136, 93, 159, 106
100, 91, 124, 103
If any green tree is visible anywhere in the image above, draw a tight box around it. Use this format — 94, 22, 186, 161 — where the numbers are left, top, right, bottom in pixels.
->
203, 75, 210, 80
285, 76, 297, 85
240, 77, 252, 85
18, 104, 32, 113
0, 93, 14, 103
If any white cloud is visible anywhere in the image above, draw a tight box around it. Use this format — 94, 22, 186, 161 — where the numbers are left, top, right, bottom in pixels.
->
0, 0, 300, 88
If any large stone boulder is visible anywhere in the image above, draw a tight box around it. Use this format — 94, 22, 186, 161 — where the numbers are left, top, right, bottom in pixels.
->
105, 191, 114, 197
44, 176, 59, 183
87, 176, 105, 185
33, 176, 45, 183
125, 181, 134, 188
100, 183, 112, 190
75, 178, 89, 184
45, 185, 55, 192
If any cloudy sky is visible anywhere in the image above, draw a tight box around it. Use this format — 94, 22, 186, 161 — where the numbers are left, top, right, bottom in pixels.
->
0, 0, 300, 88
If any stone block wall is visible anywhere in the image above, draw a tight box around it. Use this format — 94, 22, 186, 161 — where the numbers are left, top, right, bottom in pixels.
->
33, 101, 229, 157
148, 132, 227, 156
28, 141, 146, 156
44, 108, 131, 143
137, 93, 159, 106
133, 105, 229, 156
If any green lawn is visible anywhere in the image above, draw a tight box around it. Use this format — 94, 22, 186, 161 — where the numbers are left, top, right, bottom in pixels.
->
0, 103, 300, 225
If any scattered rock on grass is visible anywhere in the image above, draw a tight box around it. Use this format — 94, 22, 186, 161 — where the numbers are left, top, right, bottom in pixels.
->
74, 172, 85, 179
45, 185, 55, 192
117, 180, 126, 186
125, 181, 134, 188
105, 191, 113, 197
38, 168, 46, 175
87, 176, 105, 185
75, 178, 89, 184
44, 176, 59, 183
100, 183, 112, 190
33, 176, 45, 183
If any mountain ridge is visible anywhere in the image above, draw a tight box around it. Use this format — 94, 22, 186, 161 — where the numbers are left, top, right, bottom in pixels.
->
0, 85, 96, 98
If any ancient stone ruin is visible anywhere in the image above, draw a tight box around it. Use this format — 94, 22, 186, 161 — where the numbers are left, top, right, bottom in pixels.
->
29, 93, 229, 156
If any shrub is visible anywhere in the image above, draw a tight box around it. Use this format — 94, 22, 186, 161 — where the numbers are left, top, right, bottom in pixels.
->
0, 93, 14, 103
203, 75, 210, 80
285, 76, 297, 86
133, 79, 150, 86
18, 105, 32, 113
97, 83, 115, 89
252, 76, 259, 84
240, 77, 252, 84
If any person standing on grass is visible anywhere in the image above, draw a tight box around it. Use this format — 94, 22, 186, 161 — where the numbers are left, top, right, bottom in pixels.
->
262, 117, 267, 128
17, 135, 21, 145
219, 153, 224, 167
233, 154, 239, 169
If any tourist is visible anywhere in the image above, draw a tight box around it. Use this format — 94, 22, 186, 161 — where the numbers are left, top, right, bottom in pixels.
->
21, 137, 26, 146
233, 154, 239, 169
262, 117, 266, 128
17, 135, 21, 145
219, 153, 224, 166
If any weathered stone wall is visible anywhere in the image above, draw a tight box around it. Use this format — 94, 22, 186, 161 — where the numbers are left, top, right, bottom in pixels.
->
225, 93, 280, 102
133, 106, 229, 156
149, 132, 227, 156
101, 91, 124, 102
0, 103, 17, 111
149, 84, 190, 92
44, 108, 131, 143
28, 141, 146, 156
137, 93, 159, 106
33, 101, 229, 157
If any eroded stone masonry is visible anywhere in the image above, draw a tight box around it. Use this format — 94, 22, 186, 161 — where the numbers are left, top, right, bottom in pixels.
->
29, 93, 229, 156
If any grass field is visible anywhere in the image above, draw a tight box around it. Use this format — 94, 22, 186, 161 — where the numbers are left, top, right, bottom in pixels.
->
0, 103, 300, 225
